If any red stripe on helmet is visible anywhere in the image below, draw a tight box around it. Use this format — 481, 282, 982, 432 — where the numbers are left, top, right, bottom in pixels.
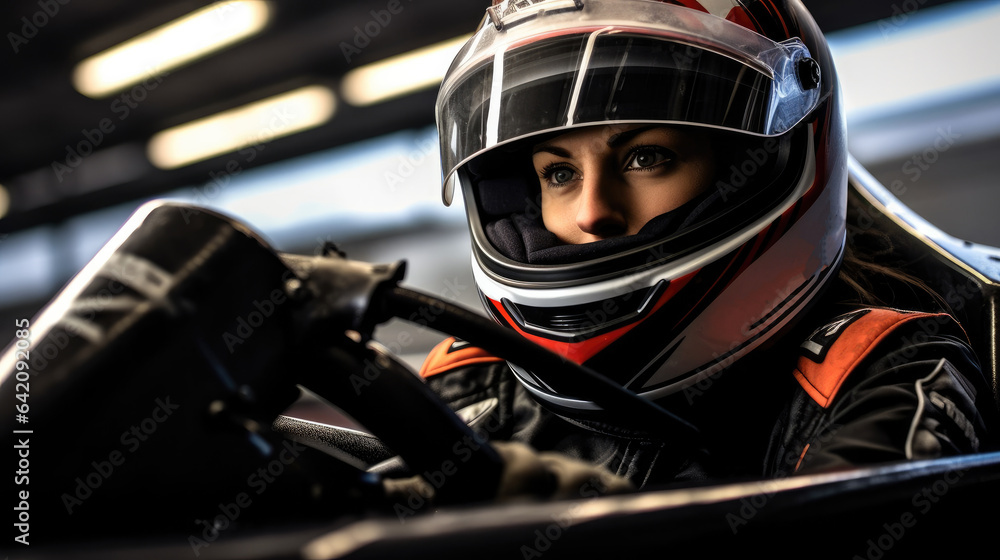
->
725, 6, 756, 30
486, 272, 694, 364
735, 223, 773, 277
671, 239, 754, 329
668, 1, 710, 14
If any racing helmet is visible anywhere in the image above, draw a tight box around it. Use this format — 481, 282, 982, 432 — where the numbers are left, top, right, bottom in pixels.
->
435, 0, 847, 418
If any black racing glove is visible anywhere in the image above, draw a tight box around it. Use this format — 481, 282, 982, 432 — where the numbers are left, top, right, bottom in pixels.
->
382, 441, 633, 509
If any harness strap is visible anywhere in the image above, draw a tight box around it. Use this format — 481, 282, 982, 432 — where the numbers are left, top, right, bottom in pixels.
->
793, 308, 958, 408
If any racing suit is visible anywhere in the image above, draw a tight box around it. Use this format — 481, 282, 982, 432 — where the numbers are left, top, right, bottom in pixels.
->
418, 305, 997, 488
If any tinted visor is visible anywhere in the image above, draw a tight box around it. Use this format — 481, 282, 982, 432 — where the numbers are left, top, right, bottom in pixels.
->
437, 3, 820, 204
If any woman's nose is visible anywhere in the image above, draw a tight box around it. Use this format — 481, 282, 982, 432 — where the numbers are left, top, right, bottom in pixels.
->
575, 172, 627, 239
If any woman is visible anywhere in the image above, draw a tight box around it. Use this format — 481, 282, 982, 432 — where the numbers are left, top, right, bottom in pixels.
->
417, 0, 995, 495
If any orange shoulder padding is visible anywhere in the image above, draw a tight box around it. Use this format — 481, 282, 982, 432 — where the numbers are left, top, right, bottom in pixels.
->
793, 308, 953, 408
418, 337, 504, 379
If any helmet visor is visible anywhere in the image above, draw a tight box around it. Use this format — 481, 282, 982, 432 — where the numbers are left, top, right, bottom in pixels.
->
437, 0, 821, 204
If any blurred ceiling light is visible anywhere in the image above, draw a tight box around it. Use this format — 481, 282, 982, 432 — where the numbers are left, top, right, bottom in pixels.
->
342, 34, 472, 107
147, 85, 337, 169
0, 184, 9, 219
73, 1, 271, 98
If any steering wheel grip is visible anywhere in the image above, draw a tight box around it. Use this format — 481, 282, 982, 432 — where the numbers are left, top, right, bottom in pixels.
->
295, 336, 505, 506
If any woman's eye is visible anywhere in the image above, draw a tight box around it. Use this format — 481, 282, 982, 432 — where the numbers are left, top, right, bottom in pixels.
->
626, 147, 672, 170
542, 166, 576, 185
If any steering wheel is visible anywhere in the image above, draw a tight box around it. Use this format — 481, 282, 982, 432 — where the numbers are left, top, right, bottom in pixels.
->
0, 201, 698, 547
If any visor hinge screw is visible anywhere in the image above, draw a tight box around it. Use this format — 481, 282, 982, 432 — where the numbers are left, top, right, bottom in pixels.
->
797, 57, 821, 90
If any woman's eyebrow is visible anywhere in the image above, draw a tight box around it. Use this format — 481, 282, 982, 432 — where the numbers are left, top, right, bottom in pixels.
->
532, 125, 665, 156
607, 125, 660, 147
531, 144, 572, 157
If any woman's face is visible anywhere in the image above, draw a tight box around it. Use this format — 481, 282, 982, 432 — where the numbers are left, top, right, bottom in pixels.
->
531, 124, 716, 244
